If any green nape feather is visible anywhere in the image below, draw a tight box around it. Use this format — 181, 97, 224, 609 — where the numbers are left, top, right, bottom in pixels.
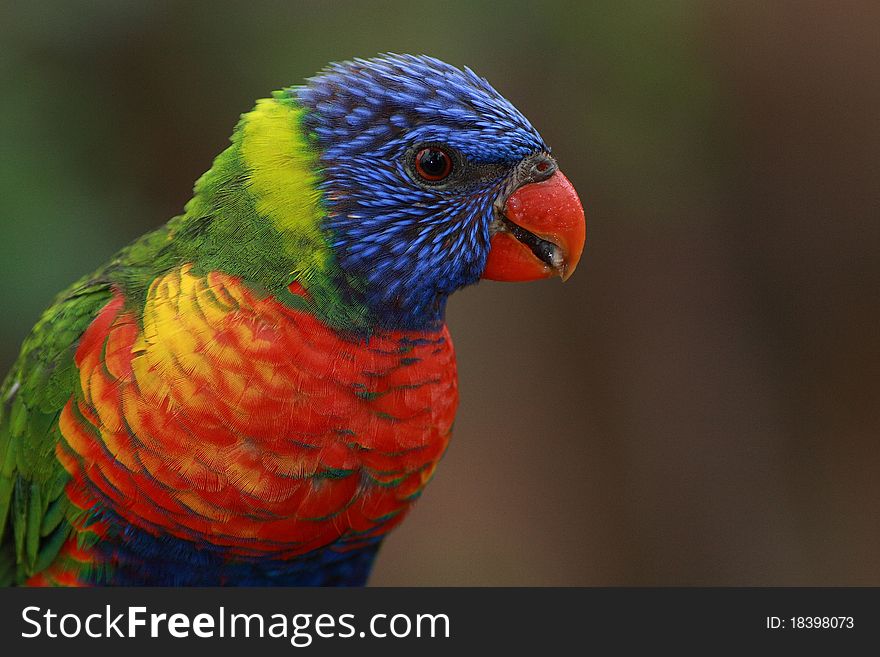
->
0, 279, 113, 584
99, 92, 367, 328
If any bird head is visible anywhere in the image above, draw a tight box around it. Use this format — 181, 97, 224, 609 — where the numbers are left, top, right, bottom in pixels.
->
291, 54, 585, 328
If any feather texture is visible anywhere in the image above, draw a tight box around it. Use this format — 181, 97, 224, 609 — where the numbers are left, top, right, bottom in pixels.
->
0, 54, 562, 585
22, 267, 456, 584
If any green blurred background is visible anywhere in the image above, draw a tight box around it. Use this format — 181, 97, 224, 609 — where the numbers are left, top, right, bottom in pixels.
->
1, 1, 878, 584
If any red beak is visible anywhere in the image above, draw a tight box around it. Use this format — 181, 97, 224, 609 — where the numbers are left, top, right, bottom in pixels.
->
481, 170, 586, 282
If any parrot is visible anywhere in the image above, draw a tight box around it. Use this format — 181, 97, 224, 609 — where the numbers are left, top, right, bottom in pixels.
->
0, 54, 585, 586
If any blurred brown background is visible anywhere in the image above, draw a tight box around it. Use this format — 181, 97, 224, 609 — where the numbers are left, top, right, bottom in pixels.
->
1, 1, 877, 585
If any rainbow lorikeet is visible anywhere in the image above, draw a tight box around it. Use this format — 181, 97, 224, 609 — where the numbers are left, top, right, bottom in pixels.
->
0, 54, 585, 586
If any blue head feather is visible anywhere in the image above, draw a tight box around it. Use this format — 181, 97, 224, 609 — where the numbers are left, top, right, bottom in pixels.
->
292, 54, 547, 329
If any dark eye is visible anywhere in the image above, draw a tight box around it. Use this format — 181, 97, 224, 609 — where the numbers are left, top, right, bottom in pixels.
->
414, 147, 453, 182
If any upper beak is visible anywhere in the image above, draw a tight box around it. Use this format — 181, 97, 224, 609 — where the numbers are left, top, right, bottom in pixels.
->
481, 169, 586, 282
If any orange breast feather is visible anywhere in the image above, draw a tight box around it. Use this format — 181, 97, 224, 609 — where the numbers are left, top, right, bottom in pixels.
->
57, 264, 458, 558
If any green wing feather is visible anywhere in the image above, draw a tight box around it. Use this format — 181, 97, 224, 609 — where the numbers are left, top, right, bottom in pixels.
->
0, 279, 113, 584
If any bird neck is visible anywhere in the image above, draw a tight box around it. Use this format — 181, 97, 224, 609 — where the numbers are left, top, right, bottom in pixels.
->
152, 94, 448, 333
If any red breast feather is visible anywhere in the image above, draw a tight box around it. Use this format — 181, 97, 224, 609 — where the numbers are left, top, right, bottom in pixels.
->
56, 264, 458, 561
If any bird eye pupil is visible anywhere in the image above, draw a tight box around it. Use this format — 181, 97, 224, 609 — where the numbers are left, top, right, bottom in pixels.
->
414, 147, 453, 182
419, 151, 446, 175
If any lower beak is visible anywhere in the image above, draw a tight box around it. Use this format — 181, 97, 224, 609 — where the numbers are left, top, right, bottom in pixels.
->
481, 170, 586, 282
